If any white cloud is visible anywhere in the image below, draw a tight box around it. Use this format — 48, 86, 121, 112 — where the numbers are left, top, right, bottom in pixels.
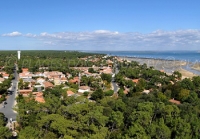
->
35, 30, 200, 50
25, 33, 37, 37
2, 30, 200, 50
2, 31, 22, 37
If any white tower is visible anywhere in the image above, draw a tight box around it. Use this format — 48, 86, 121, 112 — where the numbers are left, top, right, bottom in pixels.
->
17, 51, 21, 60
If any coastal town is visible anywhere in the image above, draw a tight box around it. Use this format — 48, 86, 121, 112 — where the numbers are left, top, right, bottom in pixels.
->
0, 50, 200, 138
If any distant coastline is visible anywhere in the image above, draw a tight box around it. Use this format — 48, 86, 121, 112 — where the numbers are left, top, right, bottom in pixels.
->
88, 50, 200, 63
118, 56, 199, 79
83, 50, 200, 77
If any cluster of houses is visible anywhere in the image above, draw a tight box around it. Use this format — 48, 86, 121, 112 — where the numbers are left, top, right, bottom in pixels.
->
18, 67, 93, 103
0, 71, 10, 83
18, 59, 115, 103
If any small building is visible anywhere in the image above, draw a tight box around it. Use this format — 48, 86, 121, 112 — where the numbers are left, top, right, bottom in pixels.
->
22, 68, 29, 73
169, 98, 181, 105
36, 78, 45, 84
33, 72, 45, 77
33, 92, 45, 103
3, 73, 9, 79
61, 77, 68, 84
143, 90, 150, 94
78, 86, 90, 93
67, 90, 75, 96
132, 79, 139, 84
43, 81, 54, 89
19, 89, 32, 96
54, 78, 61, 86
69, 77, 79, 84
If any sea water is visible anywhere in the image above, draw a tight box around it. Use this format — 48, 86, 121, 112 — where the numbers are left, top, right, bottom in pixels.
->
87, 50, 200, 75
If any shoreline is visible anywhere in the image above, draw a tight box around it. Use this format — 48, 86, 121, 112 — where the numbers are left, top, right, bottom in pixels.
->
118, 56, 199, 79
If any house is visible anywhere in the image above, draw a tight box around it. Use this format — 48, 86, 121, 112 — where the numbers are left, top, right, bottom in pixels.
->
69, 77, 79, 84
36, 78, 45, 84
143, 90, 150, 94
124, 89, 129, 95
100, 67, 113, 74
43, 81, 54, 89
22, 68, 29, 73
61, 77, 67, 84
19, 73, 32, 79
78, 86, 90, 93
3, 73, 9, 79
19, 89, 32, 96
44, 71, 65, 78
19, 68, 32, 79
67, 90, 75, 96
33, 92, 45, 103
54, 78, 61, 86
0, 71, 6, 74
39, 67, 49, 70
0, 72, 9, 79
32, 72, 45, 77
132, 79, 139, 84
169, 98, 181, 105
123, 86, 130, 95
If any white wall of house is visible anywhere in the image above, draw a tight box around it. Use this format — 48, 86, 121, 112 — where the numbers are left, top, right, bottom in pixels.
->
78, 89, 90, 93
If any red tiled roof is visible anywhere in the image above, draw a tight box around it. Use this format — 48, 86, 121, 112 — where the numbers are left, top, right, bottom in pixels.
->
69, 77, 79, 83
32, 92, 45, 103
79, 86, 90, 90
124, 89, 128, 94
169, 99, 181, 105
22, 68, 29, 73
19, 89, 32, 94
67, 90, 75, 96
35, 97, 45, 103
43, 81, 54, 88
132, 79, 139, 83
3, 74, 9, 77
61, 77, 67, 80
37, 77, 44, 81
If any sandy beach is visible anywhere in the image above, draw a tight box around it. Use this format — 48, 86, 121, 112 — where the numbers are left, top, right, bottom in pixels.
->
191, 63, 200, 71
120, 57, 198, 79
178, 68, 197, 79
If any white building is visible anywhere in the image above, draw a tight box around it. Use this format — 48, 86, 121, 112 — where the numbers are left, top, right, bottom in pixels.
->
78, 86, 90, 93
18, 51, 21, 60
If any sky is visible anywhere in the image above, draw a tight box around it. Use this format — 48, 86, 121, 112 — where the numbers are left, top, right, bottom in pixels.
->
0, 0, 200, 51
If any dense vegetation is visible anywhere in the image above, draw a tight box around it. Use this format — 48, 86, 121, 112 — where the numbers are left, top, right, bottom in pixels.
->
15, 60, 200, 138
0, 112, 11, 138
0, 50, 103, 74
16, 86, 200, 139
1, 51, 200, 138
0, 77, 12, 103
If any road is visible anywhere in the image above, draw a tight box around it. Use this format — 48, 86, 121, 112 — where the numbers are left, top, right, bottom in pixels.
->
112, 81, 119, 93
112, 63, 119, 93
0, 64, 18, 121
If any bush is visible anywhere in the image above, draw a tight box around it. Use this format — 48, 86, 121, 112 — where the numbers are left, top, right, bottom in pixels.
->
83, 91, 89, 96
105, 90, 114, 96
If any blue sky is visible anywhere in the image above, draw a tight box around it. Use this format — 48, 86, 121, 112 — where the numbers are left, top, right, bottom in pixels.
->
0, 0, 200, 50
